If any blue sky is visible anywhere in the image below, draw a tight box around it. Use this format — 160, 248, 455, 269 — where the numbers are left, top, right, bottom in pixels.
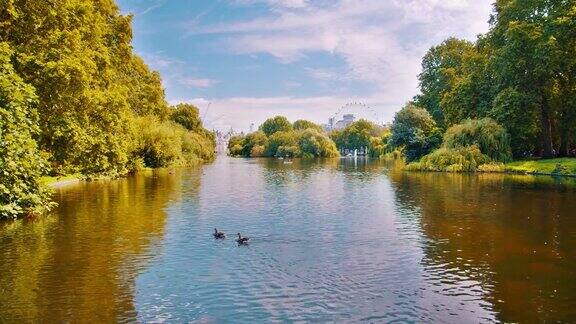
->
116, 0, 493, 131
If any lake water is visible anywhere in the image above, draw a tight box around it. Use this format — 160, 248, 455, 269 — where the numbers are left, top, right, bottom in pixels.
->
1, 157, 576, 323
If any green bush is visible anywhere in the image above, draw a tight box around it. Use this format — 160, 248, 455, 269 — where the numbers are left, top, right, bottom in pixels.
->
181, 130, 216, 162
228, 135, 246, 156
443, 118, 512, 162
265, 131, 298, 157
229, 144, 244, 157
131, 116, 214, 168
277, 145, 301, 158
369, 137, 385, 158
250, 145, 266, 157
298, 129, 339, 158
131, 117, 182, 168
406, 145, 491, 172
478, 162, 506, 173
0, 43, 51, 219
242, 131, 268, 157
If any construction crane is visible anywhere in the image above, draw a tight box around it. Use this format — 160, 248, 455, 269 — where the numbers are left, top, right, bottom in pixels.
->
201, 102, 212, 122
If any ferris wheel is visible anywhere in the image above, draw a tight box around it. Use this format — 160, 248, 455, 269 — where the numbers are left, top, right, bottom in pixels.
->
329, 101, 383, 126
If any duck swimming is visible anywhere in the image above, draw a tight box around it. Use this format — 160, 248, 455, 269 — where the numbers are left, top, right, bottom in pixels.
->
213, 228, 225, 239
236, 233, 250, 245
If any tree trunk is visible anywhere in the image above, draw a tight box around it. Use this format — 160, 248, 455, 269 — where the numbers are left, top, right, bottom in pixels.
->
540, 95, 554, 158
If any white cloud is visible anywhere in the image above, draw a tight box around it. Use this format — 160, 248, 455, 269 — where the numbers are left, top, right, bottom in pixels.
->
177, 0, 493, 131
140, 0, 166, 16
178, 78, 220, 88
190, 0, 492, 101
170, 95, 403, 131
233, 0, 308, 9
305, 68, 338, 81
284, 80, 302, 88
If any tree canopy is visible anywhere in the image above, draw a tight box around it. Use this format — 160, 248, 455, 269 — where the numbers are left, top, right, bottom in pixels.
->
409, 0, 576, 160
388, 104, 442, 162
293, 119, 323, 132
228, 117, 339, 158
0, 0, 215, 218
260, 116, 293, 136
0, 42, 50, 218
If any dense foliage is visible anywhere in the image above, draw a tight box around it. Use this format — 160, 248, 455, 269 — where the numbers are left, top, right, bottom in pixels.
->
0, 43, 51, 218
0, 0, 215, 218
329, 119, 390, 157
412, 1, 576, 159
299, 129, 340, 158
388, 104, 442, 162
293, 119, 323, 132
405, 145, 492, 172
170, 103, 202, 131
259, 116, 293, 136
228, 117, 339, 158
442, 118, 512, 162
406, 118, 512, 172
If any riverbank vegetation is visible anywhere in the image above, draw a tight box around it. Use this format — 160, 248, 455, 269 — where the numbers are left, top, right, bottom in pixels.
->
330, 119, 390, 157
0, 1, 215, 218
228, 116, 390, 158
504, 158, 576, 177
229, 116, 339, 158
387, 1, 576, 173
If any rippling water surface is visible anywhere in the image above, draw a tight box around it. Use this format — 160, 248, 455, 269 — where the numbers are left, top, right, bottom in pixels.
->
1, 157, 576, 322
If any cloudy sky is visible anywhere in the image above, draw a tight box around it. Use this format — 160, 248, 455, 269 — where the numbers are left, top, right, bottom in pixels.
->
116, 0, 493, 131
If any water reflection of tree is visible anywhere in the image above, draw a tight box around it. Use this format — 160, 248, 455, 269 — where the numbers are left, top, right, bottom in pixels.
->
389, 169, 576, 322
257, 157, 387, 186
0, 168, 201, 322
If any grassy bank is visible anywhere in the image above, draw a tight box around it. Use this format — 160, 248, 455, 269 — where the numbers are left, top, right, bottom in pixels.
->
504, 158, 576, 177
405, 157, 576, 177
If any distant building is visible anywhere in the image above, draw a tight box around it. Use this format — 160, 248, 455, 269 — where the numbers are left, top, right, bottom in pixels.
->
331, 114, 355, 130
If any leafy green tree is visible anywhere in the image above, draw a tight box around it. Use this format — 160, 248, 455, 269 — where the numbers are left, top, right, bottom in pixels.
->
228, 135, 246, 156
389, 104, 442, 162
0, 42, 50, 218
368, 131, 390, 158
293, 119, 323, 132
265, 131, 299, 157
171, 103, 202, 131
260, 116, 293, 136
0, 0, 215, 177
0, 0, 216, 217
121, 55, 170, 119
439, 45, 496, 126
329, 119, 384, 155
0, 0, 134, 174
242, 131, 268, 157
487, 0, 571, 157
298, 129, 339, 158
490, 88, 539, 157
414, 38, 476, 127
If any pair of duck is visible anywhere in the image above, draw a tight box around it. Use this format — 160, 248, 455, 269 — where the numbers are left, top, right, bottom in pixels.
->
213, 228, 250, 245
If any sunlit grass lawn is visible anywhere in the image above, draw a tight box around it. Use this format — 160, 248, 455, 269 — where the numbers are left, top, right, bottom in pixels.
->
505, 158, 576, 176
